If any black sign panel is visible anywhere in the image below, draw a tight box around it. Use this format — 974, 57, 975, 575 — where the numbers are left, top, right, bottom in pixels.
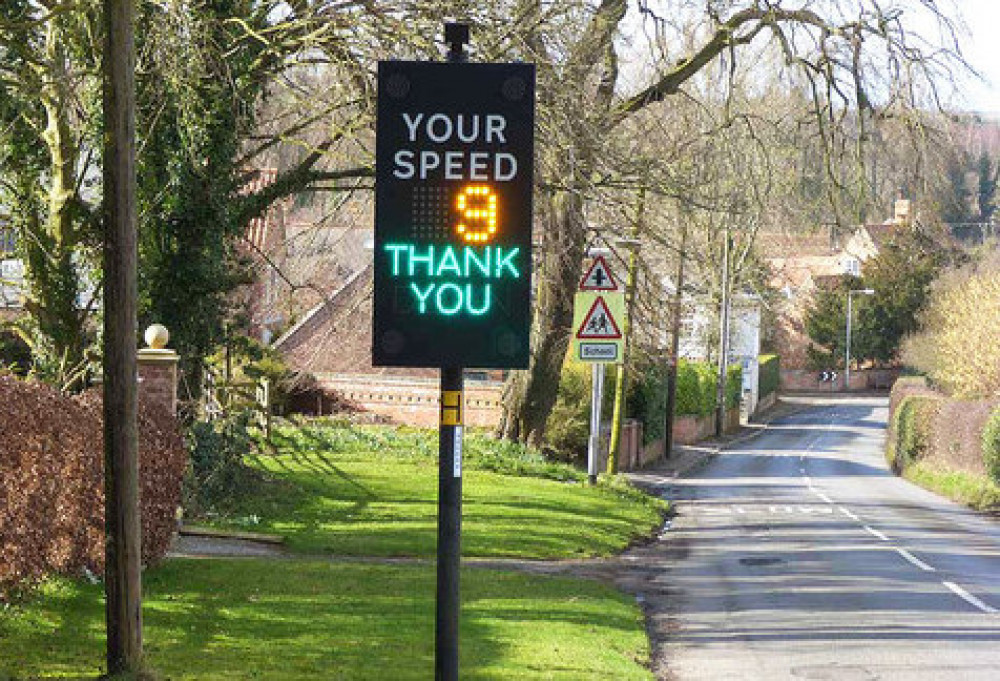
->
373, 60, 535, 369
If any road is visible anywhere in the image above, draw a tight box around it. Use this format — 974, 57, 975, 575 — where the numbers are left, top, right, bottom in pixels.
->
636, 395, 1000, 681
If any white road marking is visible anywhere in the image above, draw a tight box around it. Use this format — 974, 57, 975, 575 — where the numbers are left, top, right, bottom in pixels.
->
838, 507, 860, 521
735, 506, 746, 514
864, 525, 890, 541
895, 547, 936, 572
942, 581, 999, 614
816, 492, 833, 504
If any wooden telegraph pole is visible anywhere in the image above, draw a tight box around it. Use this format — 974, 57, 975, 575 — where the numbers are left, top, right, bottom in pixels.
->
102, 0, 142, 673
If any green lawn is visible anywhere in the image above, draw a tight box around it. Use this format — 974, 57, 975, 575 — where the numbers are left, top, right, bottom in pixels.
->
0, 559, 653, 680
198, 422, 666, 559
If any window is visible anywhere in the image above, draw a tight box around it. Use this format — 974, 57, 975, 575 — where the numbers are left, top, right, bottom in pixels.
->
843, 257, 860, 277
0, 225, 16, 255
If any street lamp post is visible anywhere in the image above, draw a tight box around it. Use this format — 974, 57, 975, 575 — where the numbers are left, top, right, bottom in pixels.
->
845, 288, 875, 391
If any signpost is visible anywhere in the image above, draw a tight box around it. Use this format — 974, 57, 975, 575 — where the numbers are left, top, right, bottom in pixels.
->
572, 253, 625, 483
374, 24, 534, 681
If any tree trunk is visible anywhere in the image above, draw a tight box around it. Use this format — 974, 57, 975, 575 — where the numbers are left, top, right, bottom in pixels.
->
22, 15, 88, 383
500, 189, 585, 446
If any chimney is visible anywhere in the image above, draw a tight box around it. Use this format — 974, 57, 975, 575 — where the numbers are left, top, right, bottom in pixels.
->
893, 195, 911, 225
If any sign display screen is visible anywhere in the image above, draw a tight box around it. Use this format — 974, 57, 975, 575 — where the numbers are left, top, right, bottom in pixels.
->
373, 61, 535, 368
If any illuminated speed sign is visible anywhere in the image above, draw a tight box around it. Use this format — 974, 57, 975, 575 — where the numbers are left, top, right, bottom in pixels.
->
373, 60, 535, 368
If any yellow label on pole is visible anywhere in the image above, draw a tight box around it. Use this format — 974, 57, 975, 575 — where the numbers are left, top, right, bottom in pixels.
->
441, 390, 463, 426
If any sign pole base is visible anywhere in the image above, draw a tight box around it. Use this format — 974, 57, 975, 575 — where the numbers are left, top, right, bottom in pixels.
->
436, 367, 463, 680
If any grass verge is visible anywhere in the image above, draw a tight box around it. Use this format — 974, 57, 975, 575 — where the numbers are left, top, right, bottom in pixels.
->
0, 558, 653, 680
904, 461, 1000, 513
193, 421, 667, 558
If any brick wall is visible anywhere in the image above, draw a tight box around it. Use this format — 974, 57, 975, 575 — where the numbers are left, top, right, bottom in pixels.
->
316, 373, 504, 428
780, 368, 901, 392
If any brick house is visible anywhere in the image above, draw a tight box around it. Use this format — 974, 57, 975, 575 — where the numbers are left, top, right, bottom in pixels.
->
763, 200, 914, 385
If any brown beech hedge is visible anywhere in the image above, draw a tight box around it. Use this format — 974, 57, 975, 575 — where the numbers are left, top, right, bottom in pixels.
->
0, 374, 187, 598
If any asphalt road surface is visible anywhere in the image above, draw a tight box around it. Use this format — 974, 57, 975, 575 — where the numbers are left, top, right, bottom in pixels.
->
654, 395, 1000, 681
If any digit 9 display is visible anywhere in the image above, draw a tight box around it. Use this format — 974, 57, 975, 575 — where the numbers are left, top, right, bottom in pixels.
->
374, 61, 535, 369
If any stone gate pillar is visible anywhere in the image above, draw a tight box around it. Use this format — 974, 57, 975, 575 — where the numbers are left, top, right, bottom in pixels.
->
137, 324, 179, 415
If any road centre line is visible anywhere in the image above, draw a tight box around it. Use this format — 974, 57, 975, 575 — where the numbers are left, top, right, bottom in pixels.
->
865, 525, 890, 541
792, 407, 999, 613
895, 547, 936, 572
942, 581, 999, 614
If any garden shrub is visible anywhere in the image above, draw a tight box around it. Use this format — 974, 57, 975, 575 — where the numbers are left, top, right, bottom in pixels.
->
544, 361, 592, 464
983, 407, 1000, 485
0, 375, 187, 599
758, 354, 780, 399
185, 410, 261, 513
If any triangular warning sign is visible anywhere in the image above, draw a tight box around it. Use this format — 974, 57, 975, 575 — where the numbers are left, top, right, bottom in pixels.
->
579, 256, 618, 291
576, 297, 623, 339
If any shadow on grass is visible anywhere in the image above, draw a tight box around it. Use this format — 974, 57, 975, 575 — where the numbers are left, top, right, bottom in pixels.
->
1, 559, 652, 680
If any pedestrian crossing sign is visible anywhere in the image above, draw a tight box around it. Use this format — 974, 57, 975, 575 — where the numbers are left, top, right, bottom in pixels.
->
572, 292, 625, 363
576, 296, 622, 339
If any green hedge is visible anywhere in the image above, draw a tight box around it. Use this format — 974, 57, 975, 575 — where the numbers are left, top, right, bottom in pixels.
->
887, 394, 939, 473
630, 360, 742, 444
983, 407, 1000, 485
726, 364, 742, 409
630, 362, 668, 444
674, 360, 713, 416
758, 354, 780, 398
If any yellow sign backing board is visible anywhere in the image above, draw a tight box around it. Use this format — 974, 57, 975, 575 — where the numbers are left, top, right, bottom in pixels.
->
571, 292, 625, 364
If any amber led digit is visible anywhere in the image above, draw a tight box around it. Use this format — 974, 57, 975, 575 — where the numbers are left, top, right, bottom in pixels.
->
455, 184, 499, 243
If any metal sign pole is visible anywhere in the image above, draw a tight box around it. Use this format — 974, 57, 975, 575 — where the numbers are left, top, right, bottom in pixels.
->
588, 363, 604, 484
435, 24, 469, 681
436, 366, 463, 681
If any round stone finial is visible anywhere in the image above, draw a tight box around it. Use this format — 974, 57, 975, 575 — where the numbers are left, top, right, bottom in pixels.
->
144, 324, 170, 349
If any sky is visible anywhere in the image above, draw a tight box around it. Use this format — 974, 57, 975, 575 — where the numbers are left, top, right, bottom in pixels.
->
954, 0, 1000, 113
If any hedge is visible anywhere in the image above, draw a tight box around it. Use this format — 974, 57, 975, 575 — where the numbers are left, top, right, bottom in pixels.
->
627, 359, 741, 445
886, 393, 940, 473
983, 407, 1000, 485
758, 354, 780, 399
0, 375, 187, 599
725, 363, 742, 409
675, 360, 717, 417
